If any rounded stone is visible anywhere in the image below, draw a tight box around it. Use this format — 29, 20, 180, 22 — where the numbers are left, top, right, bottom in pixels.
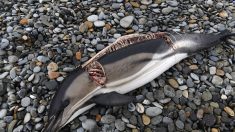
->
94, 21, 105, 27
21, 97, 31, 107
145, 107, 162, 117
120, 16, 134, 28
115, 119, 125, 131
101, 115, 116, 124
87, 15, 99, 22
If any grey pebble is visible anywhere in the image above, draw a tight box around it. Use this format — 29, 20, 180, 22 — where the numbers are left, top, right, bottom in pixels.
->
211, 75, 223, 86
120, 16, 134, 28
8, 55, 19, 63
162, 7, 173, 15
35, 123, 43, 130
0, 38, 9, 49
145, 107, 162, 117
33, 66, 41, 73
82, 119, 97, 131
87, 15, 98, 22
0, 109, 7, 119
101, 115, 116, 124
21, 97, 31, 107
37, 105, 45, 113
175, 119, 184, 129
37, 56, 49, 63
151, 115, 163, 125
202, 91, 212, 101
164, 85, 175, 97
13, 125, 23, 132
94, 21, 105, 27
45, 80, 58, 90
7, 26, 13, 33
166, 0, 179, 6
115, 119, 126, 131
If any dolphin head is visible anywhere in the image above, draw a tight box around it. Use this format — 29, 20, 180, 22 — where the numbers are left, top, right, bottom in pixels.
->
43, 68, 99, 132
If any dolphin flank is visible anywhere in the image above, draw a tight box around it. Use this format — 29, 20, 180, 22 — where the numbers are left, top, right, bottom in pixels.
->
43, 31, 235, 132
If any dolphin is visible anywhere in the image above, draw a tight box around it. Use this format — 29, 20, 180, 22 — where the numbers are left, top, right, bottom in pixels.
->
43, 31, 235, 132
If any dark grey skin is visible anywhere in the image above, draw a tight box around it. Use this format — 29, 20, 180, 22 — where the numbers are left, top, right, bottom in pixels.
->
43, 31, 234, 132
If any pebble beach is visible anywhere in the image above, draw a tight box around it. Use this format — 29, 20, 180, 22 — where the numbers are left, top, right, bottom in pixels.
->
0, 0, 235, 132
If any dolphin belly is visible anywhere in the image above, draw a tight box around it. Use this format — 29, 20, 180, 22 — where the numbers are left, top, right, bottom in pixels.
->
101, 52, 188, 94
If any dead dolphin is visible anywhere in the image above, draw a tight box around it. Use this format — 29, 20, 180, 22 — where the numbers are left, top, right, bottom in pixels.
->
43, 31, 235, 132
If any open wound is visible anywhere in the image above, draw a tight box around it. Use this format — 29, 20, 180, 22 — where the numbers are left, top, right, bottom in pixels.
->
85, 61, 107, 85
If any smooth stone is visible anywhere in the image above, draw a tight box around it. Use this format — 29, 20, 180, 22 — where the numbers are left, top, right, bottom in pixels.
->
8, 56, 19, 63
224, 107, 234, 117
82, 119, 97, 131
13, 125, 23, 132
37, 56, 49, 63
164, 85, 175, 97
21, 97, 31, 107
94, 21, 105, 27
190, 73, 199, 81
120, 16, 134, 28
115, 119, 125, 131
211, 75, 223, 86
28, 74, 35, 82
0, 109, 7, 119
35, 123, 43, 130
145, 107, 162, 117
101, 115, 116, 124
44, 80, 58, 90
175, 119, 184, 129
23, 113, 31, 123
33, 66, 41, 73
136, 103, 144, 113
53, 27, 62, 33
0, 38, 9, 49
209, 67, 216, 75
0, 72, 9, 79
166, 0, 179, 6
151, 115, 162, 125
37, 105, 45, 113
140, 0, 152, 5
7, 26, 13, 33
162, 7, 173, 15
202, 91, 212, 101
87, 15, 98, 22
168, 79, 179, 88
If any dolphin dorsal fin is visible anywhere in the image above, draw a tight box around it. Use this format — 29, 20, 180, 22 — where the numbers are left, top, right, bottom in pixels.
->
82, 32, 173, 67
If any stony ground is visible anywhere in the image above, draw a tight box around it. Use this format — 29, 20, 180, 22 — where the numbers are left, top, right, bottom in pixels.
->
0, 0, 235, 132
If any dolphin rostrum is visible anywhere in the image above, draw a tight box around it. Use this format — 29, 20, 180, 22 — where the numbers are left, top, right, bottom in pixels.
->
43, 31, 235, 131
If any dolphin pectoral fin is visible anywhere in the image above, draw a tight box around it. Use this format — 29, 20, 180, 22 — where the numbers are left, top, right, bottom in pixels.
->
90, 91, 136, 106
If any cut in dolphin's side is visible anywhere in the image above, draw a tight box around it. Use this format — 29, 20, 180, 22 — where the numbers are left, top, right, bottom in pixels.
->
43, 31, 235, 132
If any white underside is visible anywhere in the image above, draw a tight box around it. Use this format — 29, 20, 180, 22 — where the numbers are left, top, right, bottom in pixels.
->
65, 52, 188, 126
